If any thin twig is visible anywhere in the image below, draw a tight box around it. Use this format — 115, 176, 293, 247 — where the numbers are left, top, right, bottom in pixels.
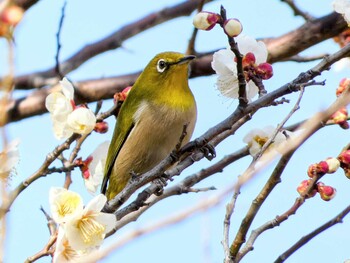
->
235, 150, 296, 262
280, 0, 314, 21
274, 204, 350, 263
186, 0, 206, 55
54, 1, 67, 78
223, 190, 240, 263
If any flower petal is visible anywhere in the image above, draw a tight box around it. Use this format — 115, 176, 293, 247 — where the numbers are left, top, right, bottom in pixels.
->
49, 187, 84, 223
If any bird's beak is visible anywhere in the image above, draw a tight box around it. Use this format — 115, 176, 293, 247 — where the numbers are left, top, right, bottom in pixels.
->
176, 55, 196, 65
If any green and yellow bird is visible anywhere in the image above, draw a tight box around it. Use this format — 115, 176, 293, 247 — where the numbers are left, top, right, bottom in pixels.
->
101, 52, 197, 200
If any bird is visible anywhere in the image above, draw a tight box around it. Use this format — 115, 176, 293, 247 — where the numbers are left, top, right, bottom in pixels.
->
101, 52, 197, 200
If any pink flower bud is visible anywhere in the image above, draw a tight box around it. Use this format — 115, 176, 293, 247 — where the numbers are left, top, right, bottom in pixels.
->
75, 156, 93, 179
94, 121, 109, 134
242, 52, 256, 68
307, 161, 329, 178
336, 78, 350, 97
317, 182, 336, 201
256, 63, 273, 80
114, 86, 132, 102
330, 107, 348, 125
193, 11, 220, 31
325, 157, 340, 174
297, 179, 317, 198
338, 150, 350, 166
223, 18, 243, 37
0, 6, 24, 26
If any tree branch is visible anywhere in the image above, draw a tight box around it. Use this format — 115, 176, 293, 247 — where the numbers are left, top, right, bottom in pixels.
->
274, 204, 350, 263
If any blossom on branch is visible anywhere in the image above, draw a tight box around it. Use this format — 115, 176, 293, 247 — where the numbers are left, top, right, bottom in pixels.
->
192, 11, 220, 31
45, 78, 97, 139
66, 107, 97, 135
49, 187, 84, 224
243, 126, 290, 157
76, 141, 110, 194
53, 226, 83, 263
211, 35, 271, 101
64, 194, 115, 250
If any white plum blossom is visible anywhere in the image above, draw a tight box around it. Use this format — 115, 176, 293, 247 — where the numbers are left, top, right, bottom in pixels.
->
211, 34, 268, 101
243, 126, 290, 157
84, 141, 110, 194
45, 78, 74, 122
64, 194, 115, 250
66, 107, 97, 135
49, 187, 84, 224
333, 0, 350, 25
0, 139, 20, 178
45, 78, 97, 139
53, 226, 82, 263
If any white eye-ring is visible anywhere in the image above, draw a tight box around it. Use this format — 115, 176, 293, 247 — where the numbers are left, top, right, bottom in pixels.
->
157, 59, 168, 73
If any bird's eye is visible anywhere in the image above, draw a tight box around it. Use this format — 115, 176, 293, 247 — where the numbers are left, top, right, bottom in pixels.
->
157, 59, 168, 73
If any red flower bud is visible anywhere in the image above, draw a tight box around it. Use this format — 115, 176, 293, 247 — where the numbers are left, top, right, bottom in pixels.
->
330, 107, 348, 127
297, 179, 317, 198
336, 78, 350, 97
338, 150, 350, 166
307, 161, 329, 178
114, 86, 132, 102
317, 182, 336, 201
75, 156, 93, 179
0, 6, 24, 26
94, 121, 109, 134
193, 11, 220, 31
256, 63, 273, 80
242, 52, 256, 68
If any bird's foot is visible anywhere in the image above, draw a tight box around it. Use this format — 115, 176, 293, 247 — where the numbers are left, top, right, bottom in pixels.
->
153, 176, 168, 196
200, 142, 216, 161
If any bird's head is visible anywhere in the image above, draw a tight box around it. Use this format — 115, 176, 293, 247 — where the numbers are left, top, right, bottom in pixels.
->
140, 52, 195, 85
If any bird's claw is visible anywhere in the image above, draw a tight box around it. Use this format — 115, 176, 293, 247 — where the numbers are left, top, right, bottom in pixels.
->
153, 177, 168, 196
200, 142, 216, 161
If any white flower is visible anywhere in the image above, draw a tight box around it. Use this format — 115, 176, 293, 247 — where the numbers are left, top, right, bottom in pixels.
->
45, 77, 74, 122
64, 194, 115, 250
53, 226, 82, 263
211, 35, 268, 101
49, 187, 84, 224
243, 126, 290, 157
84, 141, 110, 194
0, 139, 20, 177
333, 58, 350, 72
66, 107, 96, 135
333, 0, 350, 25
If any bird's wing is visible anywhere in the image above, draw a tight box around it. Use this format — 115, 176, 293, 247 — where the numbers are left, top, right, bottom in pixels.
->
101, 101, 136, 195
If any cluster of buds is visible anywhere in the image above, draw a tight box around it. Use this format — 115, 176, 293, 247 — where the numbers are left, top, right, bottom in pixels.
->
297, 157, 340, 201
307, 158, 340, 178
297, 179, 337, 201
192, 11, 243, 38
242, 52, 273, 81
329, 78, 350, 129
114, 86, 132, 102
338, 149, 350, 178
0, 5, 24, 38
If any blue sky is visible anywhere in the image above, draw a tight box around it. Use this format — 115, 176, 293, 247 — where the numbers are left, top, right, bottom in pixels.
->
2, 0, 350, 262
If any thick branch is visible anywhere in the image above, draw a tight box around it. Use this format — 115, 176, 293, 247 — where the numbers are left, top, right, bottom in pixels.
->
5, 11, 348, 124
12, 0, 212, 90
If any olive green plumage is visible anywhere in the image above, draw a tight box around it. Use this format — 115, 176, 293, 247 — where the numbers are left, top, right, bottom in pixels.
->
101, 52, 197, 200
